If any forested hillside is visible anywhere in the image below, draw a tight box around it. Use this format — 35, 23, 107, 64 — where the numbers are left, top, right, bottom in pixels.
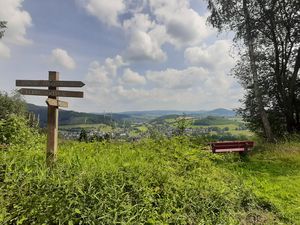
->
27, 104, 130, 127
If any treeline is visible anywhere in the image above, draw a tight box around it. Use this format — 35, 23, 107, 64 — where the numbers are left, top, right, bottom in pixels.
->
206, 0, 300, 140
193, 116, 239, 126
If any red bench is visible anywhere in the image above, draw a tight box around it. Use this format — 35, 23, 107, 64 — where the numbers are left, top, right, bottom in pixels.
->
210, 141, 254, 154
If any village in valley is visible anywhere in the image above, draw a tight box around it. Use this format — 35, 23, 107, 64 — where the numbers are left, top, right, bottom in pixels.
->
59, 115, 250, 142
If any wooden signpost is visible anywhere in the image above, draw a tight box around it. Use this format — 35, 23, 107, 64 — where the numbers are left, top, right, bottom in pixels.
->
16, 71, 85, 164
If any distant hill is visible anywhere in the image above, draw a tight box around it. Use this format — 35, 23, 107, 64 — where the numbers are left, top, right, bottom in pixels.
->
206, 108, 236, 117
27, 103, 236, 127
120, 108, 236, 118
27, 104, 130, 127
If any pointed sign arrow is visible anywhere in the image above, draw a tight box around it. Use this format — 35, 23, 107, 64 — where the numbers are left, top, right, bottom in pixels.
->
16, 80, 85, 87
46, 98, 68, 108
18, 88, 84, 98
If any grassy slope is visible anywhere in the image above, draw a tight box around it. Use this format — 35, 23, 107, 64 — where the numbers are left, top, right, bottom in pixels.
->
0, 138, 299, 224
241, 142, 300, 221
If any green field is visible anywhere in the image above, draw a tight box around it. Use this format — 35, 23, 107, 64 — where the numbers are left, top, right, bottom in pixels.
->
1, 138, 299, 224
60, 123, 113, 131
193, 124, 253, 136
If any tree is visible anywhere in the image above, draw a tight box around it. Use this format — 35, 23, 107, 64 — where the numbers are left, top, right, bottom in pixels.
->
0, 21, 7, 39
0, 91, 40, 146
242, 0, 274, 141
0, 91, 27, 120
231, 52, 280, 136
78, 129, 88, 142
176, 115, 190, 136
206, 0, 300, 138
250, 0, 300, 134
0, 114, 37, 145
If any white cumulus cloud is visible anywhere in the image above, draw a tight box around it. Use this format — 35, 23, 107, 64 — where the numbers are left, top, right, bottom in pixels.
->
104, 55, 127, 77
125, 29, 167, 62
84, 55, 243, 111
123, 13, 167, 62
79, 0, 216, 63
81, 0, 125, 27
85, 55, 126, 86
50, 48, 76, 70
0, 0, 32, 59
184, 40, 236, 70
0, 0, 32, 45
120, 68, 146, 85
84, 56, 126, 110
149, 0, 214, 47
146, 67, 209, 89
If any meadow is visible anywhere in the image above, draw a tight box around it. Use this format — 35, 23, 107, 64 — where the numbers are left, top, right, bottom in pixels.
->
1, 137, 299, 224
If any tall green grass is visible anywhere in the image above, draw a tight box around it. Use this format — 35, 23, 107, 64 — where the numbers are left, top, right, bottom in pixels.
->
1, 137, 299, 224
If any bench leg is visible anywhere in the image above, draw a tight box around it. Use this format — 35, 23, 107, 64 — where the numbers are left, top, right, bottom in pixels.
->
239, 147, 249, 160
239, 151, 247, 157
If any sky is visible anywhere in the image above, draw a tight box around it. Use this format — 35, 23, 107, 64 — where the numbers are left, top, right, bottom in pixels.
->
0, 0, 244, 113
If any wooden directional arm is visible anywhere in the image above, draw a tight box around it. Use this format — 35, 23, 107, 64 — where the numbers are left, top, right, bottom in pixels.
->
16, 80, 85, 87
18, 88, 84, 98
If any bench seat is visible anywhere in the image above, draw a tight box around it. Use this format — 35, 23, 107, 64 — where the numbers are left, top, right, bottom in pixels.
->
214, 148, 245, 153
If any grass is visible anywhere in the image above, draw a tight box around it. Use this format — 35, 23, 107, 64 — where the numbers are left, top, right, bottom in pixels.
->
239, 142, 300, 221
0, 137, 299, 224
228, 128, 253, 136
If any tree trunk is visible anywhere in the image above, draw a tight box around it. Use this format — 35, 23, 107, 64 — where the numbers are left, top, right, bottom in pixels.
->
296, 103, 300, 132
243, 0, 274, 141
287, 47, 300, 132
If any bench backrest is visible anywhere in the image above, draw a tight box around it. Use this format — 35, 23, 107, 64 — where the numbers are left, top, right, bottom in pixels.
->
210, 141, 254, 153
211, 141, 254, 149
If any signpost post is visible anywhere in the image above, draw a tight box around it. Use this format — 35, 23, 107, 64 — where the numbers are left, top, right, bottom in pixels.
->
16, 71, 85, 164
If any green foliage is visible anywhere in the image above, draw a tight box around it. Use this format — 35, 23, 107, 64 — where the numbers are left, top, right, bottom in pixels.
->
0, 21, 7, 39
1, 138, 298, 224
148, 126, 164, 141
0, 114, 40, 145
0, 91, 41, 146
0, 91, 27, 120
78, 129, 88, 142
175, 115, 191, 136
237, 92, 287, 138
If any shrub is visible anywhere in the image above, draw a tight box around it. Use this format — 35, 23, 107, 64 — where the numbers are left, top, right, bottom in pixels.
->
0, 91, 26, 120
0, 114, 39, 146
